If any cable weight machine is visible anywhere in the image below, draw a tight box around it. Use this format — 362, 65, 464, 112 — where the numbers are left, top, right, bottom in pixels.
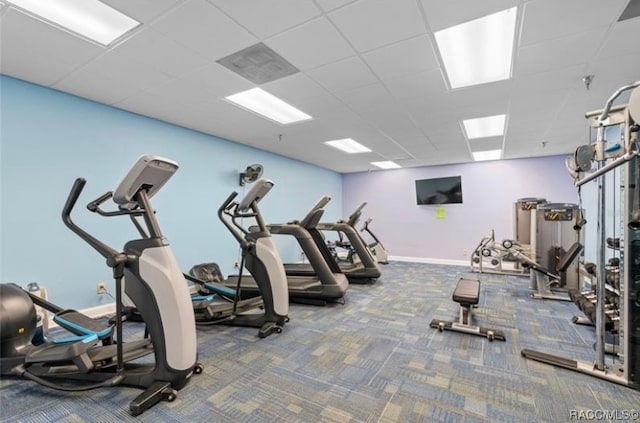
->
522, 81, 640, 390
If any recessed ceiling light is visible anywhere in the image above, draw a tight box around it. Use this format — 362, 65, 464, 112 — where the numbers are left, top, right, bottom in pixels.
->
225, 88, 312, 125
324, 138, 372, 154
462, 114, 506, 139
435, 7, 518, 89
371, 161, 401, 169
6, 0, 140, 46
472, 149, 502, 161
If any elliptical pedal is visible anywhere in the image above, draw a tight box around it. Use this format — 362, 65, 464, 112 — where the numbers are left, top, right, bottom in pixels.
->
54, 310, 113, 340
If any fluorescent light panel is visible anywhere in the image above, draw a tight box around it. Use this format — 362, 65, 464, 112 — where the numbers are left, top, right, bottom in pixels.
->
324, 138, 371, 154
226, 88, 312, 125
7, 0, 140, 46
462, 114, 506, 139
435, 7, 517, 89
472, 149, 502, 161
371, 161, 401, 169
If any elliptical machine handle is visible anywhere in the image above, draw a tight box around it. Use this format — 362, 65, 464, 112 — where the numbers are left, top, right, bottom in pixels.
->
62, 178, 86, 221
218, 191, 250, 248
62, 178, 121, 262
86, 191, 114, 213
218, 191, 238, 216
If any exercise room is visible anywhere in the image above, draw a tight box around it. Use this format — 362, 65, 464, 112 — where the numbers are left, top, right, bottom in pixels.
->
1, 0, 639, 421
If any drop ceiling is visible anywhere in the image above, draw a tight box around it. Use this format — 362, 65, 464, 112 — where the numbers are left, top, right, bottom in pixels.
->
1, 0, 639, 173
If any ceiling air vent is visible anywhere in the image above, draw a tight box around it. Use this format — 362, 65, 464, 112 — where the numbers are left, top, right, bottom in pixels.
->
217, 42, 299, 85
618, 0, 640, 21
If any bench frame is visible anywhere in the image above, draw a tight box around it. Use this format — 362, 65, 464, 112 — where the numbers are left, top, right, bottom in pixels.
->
429, 276, 505, 342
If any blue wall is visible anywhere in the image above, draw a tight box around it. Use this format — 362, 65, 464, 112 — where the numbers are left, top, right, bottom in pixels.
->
0, 76, 342, 309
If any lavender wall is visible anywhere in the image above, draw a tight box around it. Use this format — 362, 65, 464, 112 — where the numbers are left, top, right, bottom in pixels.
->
342, 156, 578, 263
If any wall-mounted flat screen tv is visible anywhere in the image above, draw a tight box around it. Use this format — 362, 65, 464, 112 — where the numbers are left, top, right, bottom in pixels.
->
415, 176, 463, 205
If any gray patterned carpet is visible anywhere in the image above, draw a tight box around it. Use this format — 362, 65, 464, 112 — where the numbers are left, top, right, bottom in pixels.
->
1, 262, 638, 422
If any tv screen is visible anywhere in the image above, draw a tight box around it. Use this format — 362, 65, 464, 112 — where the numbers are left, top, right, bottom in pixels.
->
415, 176, 463, 205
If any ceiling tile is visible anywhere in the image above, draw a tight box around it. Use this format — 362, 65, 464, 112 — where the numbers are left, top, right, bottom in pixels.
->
423, 126, 467, 146
101, 0, 182, 23
335, 82, 397, 115
53, 51, 173, 105
152, 0, 257, 61
265, 17, 354, 70
515, 27, 609, 77
362, 35, 439, 80
306, 56, 377, 92
469, 137, 503, 152
384, 68, 448, 102
140, 64, 253, 109
597, 18, 640, 59
51, 72, 133, 105
112, 27, 210, 78
208, 0, 322, 39
261, 73, 352, 118
0, 8, 103, 86
163, 101, 276, 138
509, 68, 578, 118
521, 0, 628, 46
512, 64, 586, 97
592, 52, 640, 100
114, 90, 183, 119
446, 81, 512, 115
329, 0, 426, 52
314, 0, 359, 12
2, 0, 636, 173
420, 0, 522, 31
505, 124, 548, 145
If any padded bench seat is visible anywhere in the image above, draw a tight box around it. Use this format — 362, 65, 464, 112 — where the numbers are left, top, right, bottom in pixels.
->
452, 277, 480, 306
430, 274, 505, 342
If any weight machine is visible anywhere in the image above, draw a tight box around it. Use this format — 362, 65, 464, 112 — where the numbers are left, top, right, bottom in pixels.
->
471, 198, 549, 277
470, 230, 528, 276
522, 81, 640, 390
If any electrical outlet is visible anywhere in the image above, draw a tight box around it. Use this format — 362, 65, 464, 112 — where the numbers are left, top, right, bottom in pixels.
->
462, 250, 468, 256
233, 261, 239, 269
96, 282, 107, 295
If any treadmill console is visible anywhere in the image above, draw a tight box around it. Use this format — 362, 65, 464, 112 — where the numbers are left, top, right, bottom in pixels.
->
300, 196, 331, 228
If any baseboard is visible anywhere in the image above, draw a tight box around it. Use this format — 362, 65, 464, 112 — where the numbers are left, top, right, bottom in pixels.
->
47, 302, 115, 329
389, 255, 468, 267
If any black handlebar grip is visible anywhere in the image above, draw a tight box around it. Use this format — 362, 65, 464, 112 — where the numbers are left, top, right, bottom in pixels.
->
87, 191, 113, 212
218, 191, 238, 214
62, 178, 86, 225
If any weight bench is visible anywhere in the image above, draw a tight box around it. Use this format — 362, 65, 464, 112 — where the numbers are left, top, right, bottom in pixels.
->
429, 275, 505, 341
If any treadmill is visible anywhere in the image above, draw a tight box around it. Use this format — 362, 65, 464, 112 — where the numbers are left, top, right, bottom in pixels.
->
318, 202, 381, 283
285, 199, 381, 284
221, 180, 348, 310
267, 196, 349, 304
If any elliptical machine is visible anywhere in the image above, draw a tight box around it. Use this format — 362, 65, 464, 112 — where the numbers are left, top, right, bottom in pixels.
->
0, 155, 202, 415
360, 218, 389, 264
218, 179, 290, 338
